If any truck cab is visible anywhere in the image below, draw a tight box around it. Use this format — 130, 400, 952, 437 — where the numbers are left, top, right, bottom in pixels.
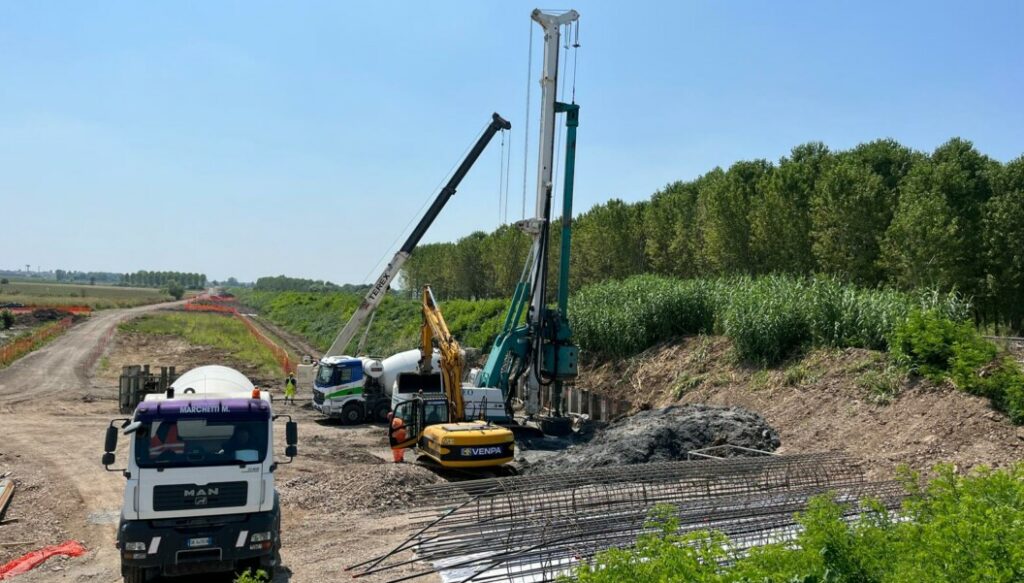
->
309, 355, 388, 423
102, 365, 297, 582
309, 350, 439, 424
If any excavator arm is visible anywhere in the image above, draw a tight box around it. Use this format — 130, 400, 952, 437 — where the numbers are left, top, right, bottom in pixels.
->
419, 285, 465, 421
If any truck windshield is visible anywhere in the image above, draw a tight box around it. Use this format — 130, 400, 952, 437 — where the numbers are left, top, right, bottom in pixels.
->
135, 418, 269, 469
316, 362, 362, 387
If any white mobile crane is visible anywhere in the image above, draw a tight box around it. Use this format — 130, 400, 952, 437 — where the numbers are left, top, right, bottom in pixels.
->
308, 113, 512, 423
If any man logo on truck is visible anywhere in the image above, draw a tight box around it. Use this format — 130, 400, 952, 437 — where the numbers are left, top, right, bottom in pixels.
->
184, 488, 219, 497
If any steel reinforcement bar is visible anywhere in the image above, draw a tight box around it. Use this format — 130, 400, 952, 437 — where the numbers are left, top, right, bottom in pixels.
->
352, 453, 905, 583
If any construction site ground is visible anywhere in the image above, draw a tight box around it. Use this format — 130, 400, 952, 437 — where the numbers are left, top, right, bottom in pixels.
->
2, 305, 1022, 582
0, 304, 439, 582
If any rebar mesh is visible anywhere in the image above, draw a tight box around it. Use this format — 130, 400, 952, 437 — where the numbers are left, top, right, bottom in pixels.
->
352, 453, 904, 583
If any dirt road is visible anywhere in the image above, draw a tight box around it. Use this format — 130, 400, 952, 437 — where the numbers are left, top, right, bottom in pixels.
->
0, 303, 180, 581
0, 304, 438, 583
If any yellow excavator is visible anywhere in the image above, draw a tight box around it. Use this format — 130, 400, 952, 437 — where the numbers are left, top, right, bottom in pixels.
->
388, 286, 515, 471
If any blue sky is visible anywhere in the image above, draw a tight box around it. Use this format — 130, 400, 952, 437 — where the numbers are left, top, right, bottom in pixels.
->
2, 1, 1021, 283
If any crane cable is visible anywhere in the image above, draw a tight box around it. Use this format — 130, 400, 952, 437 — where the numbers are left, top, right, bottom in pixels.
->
497, 128, 506, 226
571, 19, 580, 104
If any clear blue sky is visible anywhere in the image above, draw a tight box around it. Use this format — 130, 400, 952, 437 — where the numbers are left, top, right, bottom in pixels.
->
2, 1, 1021, 284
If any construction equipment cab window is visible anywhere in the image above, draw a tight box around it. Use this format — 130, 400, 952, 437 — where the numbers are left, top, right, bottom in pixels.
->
316, 361, 362, 387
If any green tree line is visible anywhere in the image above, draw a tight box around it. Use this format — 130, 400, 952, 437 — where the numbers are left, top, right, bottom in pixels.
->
254, 275, 369, 294
401, 138, 1024, 331
124, 270, 207, 289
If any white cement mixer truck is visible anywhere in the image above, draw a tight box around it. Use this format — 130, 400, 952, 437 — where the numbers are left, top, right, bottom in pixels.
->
101, 365, 297, 582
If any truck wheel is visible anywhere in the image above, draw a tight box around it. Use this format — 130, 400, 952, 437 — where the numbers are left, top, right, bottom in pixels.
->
372, 401, 391, 423
340, 402, 364, 425
122, 566, 146, 583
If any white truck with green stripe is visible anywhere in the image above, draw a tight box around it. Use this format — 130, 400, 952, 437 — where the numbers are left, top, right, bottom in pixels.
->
310, 355, 386, 424
310, 350, 440, 424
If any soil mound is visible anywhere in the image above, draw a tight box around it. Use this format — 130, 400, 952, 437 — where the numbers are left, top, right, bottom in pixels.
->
525, 404, 779, 473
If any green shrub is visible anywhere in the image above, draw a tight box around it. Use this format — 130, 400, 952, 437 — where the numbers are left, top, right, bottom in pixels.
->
234, 569, 269, 583
889, 309, 974, 380
890, 309, 1024, 422
571, 464, 1024, 583
1, 310, 13, 330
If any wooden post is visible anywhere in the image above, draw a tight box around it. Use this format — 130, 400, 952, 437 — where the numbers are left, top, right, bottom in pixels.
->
118, 366, 130, 413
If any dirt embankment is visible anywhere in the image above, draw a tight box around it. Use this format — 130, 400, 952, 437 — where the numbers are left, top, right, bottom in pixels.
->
578, 336, 1024, 479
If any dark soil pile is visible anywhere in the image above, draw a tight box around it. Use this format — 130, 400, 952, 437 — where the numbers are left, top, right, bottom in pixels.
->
525, 404, 780, 473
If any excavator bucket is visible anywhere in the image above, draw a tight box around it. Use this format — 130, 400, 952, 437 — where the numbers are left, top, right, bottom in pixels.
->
395, 372, 443, 395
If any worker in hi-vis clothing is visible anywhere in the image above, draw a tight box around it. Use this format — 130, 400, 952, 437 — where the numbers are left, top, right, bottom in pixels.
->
390, 415, 407, 463
283, 372, 297, 405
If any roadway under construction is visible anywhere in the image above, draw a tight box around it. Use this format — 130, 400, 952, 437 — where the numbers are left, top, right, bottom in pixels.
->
351, 451, 906, 583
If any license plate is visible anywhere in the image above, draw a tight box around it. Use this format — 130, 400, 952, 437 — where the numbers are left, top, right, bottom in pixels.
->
187, 537, 212, 548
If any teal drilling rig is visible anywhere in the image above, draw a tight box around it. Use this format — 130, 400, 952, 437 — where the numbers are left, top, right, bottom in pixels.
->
474, 9, 581, 433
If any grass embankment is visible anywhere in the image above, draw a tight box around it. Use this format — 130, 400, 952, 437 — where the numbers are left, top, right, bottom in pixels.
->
119, 312, 283, 376
235, 290, 508, 356
0, 280, 171, 309
572, 464, 1024, 583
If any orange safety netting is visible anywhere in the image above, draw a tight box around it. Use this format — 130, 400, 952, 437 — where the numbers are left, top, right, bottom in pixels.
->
7, 305, 91, 315
0, 540, 87, 580
0, 317, 73, 367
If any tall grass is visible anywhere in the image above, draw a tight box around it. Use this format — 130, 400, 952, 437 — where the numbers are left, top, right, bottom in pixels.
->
120, 313, 282, 376
237, 275, 970, 367
570, 275, 969, 364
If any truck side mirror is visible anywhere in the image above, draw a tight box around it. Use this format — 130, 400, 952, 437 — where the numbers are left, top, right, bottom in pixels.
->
104, 425, 118, 453
286, 421, 298, 447
285, 445, 297, 458
102, 418, 130, 472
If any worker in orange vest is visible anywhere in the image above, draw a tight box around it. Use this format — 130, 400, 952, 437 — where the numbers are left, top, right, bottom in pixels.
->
390, 415, 407, 463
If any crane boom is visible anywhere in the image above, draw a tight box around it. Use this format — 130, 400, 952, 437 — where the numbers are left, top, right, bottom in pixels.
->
324, 113, 512, 358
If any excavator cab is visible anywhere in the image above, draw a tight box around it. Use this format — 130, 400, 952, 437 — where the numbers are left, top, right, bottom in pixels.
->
389, 398, 422, 450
